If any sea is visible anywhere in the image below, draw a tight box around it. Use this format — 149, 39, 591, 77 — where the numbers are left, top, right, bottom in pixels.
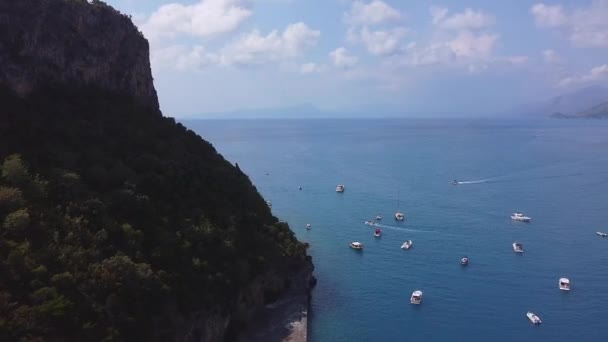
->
185, 119, 608, 342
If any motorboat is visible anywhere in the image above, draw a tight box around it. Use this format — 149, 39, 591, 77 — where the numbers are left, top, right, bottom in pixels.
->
526, 312, 542, 324
559, 278, 570, 291
452, 179, 458, 185
596, 231, 607, 237
336, 185, 345, 193
306, 224, 311, 230
461, 256, 469, 266
349, 242, 363, 250
401, 240, 413, 250
410, 290, 423, 305
374, 228, 382, 237
512, 242, 524, 253
364, 220, 377, 226
375, 214, 382, 221
395, 212, 405, 221
511, 212, 531, 222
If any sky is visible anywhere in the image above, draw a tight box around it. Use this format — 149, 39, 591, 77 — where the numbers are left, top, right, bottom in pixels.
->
104, 0, 608, 118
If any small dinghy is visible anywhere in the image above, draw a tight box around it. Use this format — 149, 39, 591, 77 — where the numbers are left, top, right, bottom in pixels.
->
336, 185, 345, 193
527, 312, 542, 324
374, 228, 382, 237
461, 256, 469, 266
401, 240, 413, 250
306, 224, 311, 230
349, 242, 363, 250
375, 214, 382, 221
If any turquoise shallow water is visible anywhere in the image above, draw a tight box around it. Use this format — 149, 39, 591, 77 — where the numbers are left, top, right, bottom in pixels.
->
185, 119, 608, 342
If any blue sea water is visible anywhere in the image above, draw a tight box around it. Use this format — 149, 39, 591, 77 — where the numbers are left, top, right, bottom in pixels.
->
185, 119, 608, 342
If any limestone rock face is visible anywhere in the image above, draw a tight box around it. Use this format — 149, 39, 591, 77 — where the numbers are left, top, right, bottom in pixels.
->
0, 0, 158, 109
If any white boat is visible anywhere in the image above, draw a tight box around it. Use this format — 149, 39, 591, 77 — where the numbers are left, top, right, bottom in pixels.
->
410, 290, 423, 304
512, 242, 524, 253
395, 191, 405, 221
559, 278, 570, 291
364, 220, 377, 226
461, 256, 469, 266
596, 231, 607, 237
266, 201, 272, 208
349, 242, 363, 250
401, 240, 413, 250
511, 212, 531, 222
375, 214, 382, 221
374, 228, 382, 237
306, 224, 311, 230
336, 184, 345, 193
452, 179, 458, 185
527, 312, 542, 324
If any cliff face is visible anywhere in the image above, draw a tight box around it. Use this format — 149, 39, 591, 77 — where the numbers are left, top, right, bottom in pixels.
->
0, 0, 158, 109
0, 1, 313, 341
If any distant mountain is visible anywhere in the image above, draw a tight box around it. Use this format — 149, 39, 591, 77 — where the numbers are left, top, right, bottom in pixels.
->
551, 101, 608, 119
522, 85, 608, 117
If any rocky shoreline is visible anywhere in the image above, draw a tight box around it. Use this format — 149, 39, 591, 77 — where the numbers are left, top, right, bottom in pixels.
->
238, 260, 316, 342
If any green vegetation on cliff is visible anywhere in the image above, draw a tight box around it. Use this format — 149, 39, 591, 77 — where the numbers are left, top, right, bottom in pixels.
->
0, 85, 309, 341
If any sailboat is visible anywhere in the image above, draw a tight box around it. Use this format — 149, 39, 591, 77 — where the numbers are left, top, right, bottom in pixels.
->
394, 190, 405, 221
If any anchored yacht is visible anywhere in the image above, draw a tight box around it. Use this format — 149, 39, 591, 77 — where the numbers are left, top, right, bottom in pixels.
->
349, 242, 363, 250
527, 312, 542, 324
410, 290, 423, 305
512, 242, 524, 253
401, 240, 413, 250
559, 278, 570, 291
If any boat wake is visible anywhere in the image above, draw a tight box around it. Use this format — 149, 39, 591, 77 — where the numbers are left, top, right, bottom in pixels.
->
456, 172, 588, 185
457, 179, 490, 185
364, 221, 435, 233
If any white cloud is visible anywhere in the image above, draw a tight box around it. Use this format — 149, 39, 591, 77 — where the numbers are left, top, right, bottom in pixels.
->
299, 62, 324, 74
496, 56, 530, 66
435, 8, 496, 30
530, 3, 567, 27
400, 41, 454, 66
448, 31, 498, 58
141, 0, 252, 42
151, 45, 218, 71
220, 22, 320, 65
344, 0, 401, 26
396, 30, 500, 69
430, 6, 448, 25
330, 47, 359, 68
542, 49, 560, 64
531, 1, 608, 47
558, 64, 608, 87
356, 26, 407, 56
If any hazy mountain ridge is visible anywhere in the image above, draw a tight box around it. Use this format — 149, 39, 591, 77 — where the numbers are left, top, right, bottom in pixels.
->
551, 101, 608, 119
521, 85, 608, 117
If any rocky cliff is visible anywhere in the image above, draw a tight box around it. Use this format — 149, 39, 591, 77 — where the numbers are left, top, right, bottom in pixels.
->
0, 1, 313, 341
0, 0, 158, 109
